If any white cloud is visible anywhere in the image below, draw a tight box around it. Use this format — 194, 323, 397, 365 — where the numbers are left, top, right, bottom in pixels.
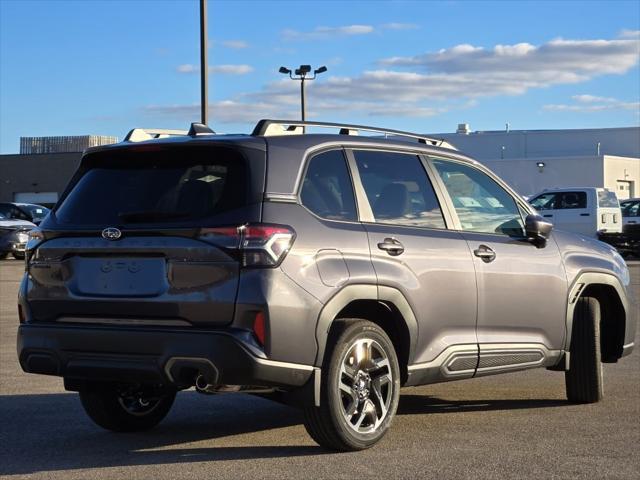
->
176, 64, 198, 73
161, 35, 639, 124
282, 24, 374, 40
176, 64, 254, 75
382, 22, 419, 30
572, 94, 618, 104
380, 38, 639, 77
144, 100, 297, 124
544, 96, 639, 112
222, 40, 249, 49
210, 64, 254, 75
619, 29, 640, 39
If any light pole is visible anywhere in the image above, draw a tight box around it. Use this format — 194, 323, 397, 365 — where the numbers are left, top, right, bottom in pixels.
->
279, 65, 327, 121
199, 0, 208, 125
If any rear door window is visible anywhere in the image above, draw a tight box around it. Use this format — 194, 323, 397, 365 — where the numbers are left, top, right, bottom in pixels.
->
353, 150, 446, 229
300, 149, 357, 221
558, 192, 587, 209
597, 190, 619, 208
55, 146, 254, 226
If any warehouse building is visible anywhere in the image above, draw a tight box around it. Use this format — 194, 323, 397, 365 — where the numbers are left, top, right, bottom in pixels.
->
20, 135, 117, 154
1, 135, 117, 206
430, 125, 640, 199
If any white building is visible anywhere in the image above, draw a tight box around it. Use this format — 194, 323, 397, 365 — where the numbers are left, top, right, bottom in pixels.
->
429, 125, 640, 199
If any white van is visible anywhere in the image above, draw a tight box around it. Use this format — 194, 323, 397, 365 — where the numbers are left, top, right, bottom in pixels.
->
528, 187, 622, 237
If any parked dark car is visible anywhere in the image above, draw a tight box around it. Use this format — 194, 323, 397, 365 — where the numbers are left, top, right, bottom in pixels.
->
600, 198, 640, 258
0, 202, 51, 225
16, 120, 637, 451
0, 213, 35, 259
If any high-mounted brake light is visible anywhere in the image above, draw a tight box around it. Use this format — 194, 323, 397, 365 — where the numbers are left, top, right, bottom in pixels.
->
199, 223, 295, 267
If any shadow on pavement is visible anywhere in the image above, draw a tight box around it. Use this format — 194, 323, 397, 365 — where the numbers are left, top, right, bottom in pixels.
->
0, 389, 572, 475
0, 391, 322, 475
397, 394, 569, 415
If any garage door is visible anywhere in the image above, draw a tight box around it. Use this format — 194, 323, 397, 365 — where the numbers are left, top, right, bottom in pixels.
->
13, 192, 59, 206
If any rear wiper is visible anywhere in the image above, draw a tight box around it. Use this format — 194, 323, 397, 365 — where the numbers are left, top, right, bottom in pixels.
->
118, 210, 190, 222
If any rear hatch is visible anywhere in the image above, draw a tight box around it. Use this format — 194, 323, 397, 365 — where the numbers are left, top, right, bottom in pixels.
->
27, 142, 265, 327
597, 189, 623, 234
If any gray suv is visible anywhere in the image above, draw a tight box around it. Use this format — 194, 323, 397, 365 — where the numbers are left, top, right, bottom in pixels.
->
17, 120, 637, 451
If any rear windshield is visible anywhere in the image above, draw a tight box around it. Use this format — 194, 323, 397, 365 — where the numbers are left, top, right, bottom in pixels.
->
55, 146, 251, 226
597, 190, 619, 208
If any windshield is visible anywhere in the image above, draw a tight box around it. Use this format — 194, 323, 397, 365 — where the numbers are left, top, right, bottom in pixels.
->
54, 146, 251, 227
621, 200, 639, 217
597, 190, 619, 208
21, 204, 50, 220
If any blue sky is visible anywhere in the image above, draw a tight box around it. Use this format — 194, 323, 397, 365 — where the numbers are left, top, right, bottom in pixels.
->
1, 0, 639, 153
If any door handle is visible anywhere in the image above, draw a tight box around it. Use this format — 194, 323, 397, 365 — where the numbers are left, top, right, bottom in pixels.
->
473, 245, 496, 263
580, 213, 590, 217
377, 237, 404, 256
543, 214, 553, 218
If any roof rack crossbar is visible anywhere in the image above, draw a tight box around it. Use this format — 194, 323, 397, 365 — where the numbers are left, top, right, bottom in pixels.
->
124, 123, 215, 142
251, 119, 455, 149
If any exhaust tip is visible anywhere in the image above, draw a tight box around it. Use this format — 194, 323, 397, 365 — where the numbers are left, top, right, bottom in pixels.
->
195, 374, 212, 391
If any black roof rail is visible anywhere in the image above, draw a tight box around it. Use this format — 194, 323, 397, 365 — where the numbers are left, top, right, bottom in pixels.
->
251, 119, 456, 150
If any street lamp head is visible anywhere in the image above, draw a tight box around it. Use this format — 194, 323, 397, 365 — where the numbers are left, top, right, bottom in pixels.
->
314, 66, 327, 74
279, 66, 292, 75
296, 64, 311, 75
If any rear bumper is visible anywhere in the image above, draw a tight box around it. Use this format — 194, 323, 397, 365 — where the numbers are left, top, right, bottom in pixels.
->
17, 324, 313, 389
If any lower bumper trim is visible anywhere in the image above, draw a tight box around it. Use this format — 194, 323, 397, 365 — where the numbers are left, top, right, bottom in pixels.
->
18, 324, 313, 389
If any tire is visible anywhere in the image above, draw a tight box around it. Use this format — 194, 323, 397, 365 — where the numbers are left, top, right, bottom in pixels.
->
12, 252, 25, 260
303, 319, 401, 451
79, 387, 176, 432
565, 297, 603, 403
0, 252, 8, 260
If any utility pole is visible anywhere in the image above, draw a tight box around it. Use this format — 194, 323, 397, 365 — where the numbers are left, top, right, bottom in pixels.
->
199, 0, 208, 125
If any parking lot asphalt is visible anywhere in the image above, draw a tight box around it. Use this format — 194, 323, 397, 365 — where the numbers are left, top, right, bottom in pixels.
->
0, 258, 638, 480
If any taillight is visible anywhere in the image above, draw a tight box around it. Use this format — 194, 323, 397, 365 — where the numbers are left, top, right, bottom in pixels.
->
253, 311, 266, 346
199, 223, 295, 267
26, 227, 45, 266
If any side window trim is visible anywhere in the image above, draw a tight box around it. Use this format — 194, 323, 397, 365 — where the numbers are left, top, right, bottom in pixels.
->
344, 148, 375, 222
425, 156, 528, 237
421, 155, 461, 231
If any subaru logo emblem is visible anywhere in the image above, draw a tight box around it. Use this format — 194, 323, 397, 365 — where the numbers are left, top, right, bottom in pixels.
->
102, 227, 122, 241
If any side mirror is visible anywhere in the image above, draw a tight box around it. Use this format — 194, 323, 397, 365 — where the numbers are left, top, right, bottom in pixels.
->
525, 214, 553, 248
